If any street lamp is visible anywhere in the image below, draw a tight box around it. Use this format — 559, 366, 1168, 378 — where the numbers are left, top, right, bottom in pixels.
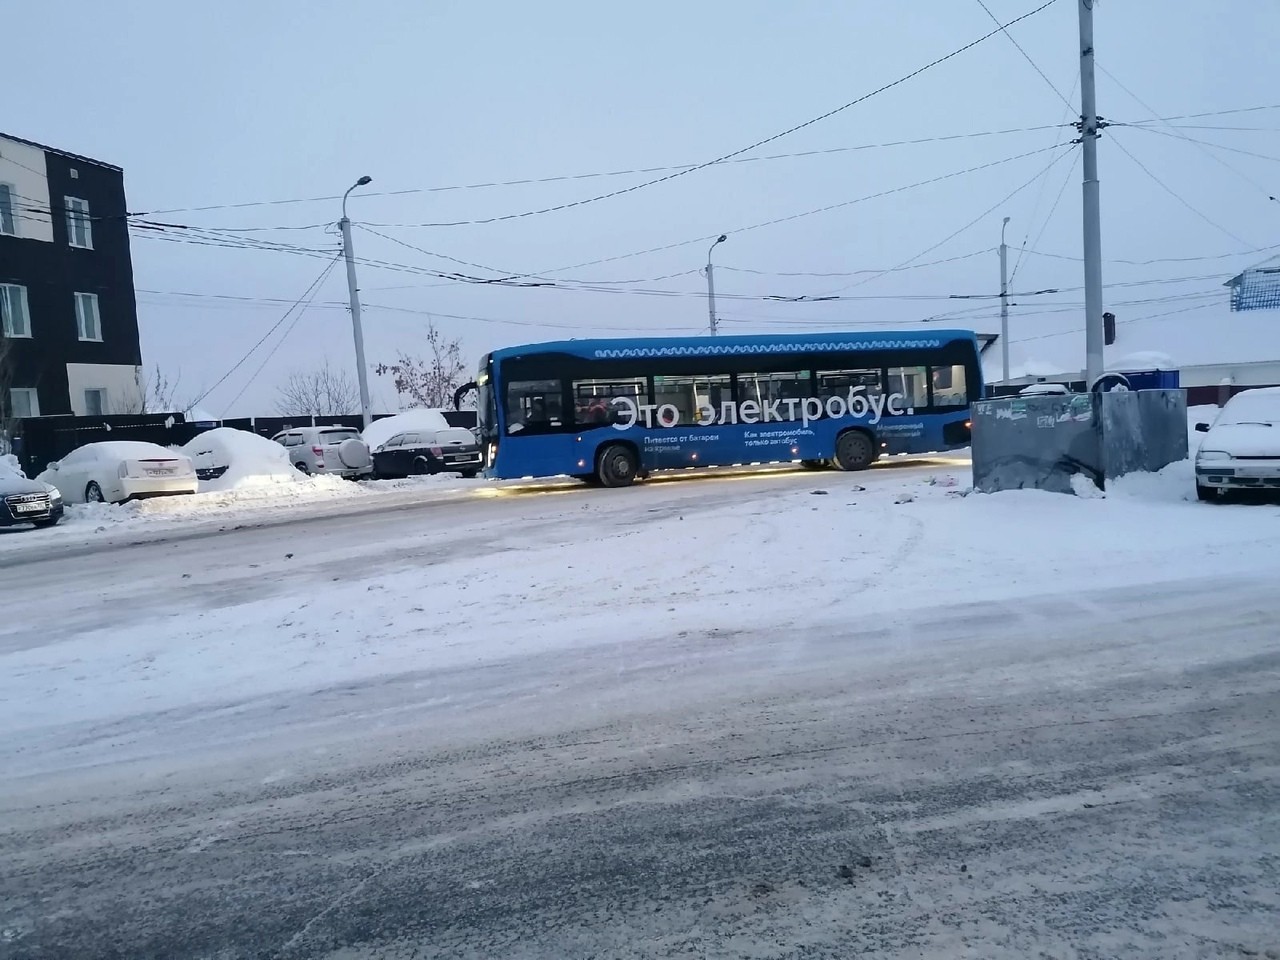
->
339, 176, 374, 428
706, 234, 727, 336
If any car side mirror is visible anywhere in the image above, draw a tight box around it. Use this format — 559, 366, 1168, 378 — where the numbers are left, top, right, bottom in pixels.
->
1194, 422, 1210, 433
47, 462, 59, 471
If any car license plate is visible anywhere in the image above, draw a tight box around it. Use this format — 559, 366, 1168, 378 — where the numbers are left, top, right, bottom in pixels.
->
13, 501, 46, 513
145, 467, 173, 476
1235, 467, 1274, 478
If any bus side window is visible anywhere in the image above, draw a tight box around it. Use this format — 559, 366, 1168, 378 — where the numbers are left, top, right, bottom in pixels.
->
506, 379, 564, 434
572, 377, 646, 427
736, 371, 810, 419
816, 368, 883, 401
887, 366, 929, 410
930, 365, 968, 408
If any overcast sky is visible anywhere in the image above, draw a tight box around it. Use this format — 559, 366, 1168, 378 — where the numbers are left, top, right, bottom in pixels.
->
7, 0, 1279, 415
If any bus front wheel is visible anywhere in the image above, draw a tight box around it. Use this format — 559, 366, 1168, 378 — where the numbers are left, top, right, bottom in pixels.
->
833, 431, 876, 471
597, 444, 639, 487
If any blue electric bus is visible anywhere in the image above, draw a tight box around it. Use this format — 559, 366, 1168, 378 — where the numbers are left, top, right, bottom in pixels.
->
470, 330, 982, 486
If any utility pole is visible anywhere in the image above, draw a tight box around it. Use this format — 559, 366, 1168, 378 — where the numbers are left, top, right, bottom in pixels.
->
1000, 216, 1011, 382
340, 176, 373, 428
1078, 0, 1106, 386
706, 234, 727, 336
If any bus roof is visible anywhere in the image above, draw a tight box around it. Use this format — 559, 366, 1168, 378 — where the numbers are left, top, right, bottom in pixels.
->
489, 329, 978, 364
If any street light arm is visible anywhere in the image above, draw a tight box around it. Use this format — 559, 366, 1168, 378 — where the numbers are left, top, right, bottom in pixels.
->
706, 234, 728, 264
341, 176, 373, 221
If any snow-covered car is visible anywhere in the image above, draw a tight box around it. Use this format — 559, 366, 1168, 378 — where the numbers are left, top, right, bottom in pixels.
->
364, 410, 481, 479
179, 427, 301, 489
0, 456, 63, 528
271, 426, 373, 479
1194, 387, 1280, 501
38, 441, 198, 504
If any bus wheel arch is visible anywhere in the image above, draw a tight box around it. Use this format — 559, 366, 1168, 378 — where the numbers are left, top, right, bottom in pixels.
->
833, 429, 878, 471
595, 442, 641, 487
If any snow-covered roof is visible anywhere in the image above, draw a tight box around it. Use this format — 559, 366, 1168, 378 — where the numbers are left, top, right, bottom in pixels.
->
980, 296, 1280, 381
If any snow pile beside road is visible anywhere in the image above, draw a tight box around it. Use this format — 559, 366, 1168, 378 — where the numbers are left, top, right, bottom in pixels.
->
1106, 459, 1196, 503
1, 454, 24, 478
180, 428, 302, 493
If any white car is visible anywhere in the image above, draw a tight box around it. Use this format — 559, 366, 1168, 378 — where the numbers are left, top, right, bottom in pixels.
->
38, 441, 198, 504
1194, 387, 1280, 502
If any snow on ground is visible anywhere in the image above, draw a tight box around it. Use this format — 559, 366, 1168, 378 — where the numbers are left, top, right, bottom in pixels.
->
4, 452, 1279, 740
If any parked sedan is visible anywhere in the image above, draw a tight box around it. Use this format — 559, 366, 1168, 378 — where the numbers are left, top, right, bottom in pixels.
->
0, 461, 63, 528
1194, 387, 1280, 501
38, 441, 198, 504
372, 430, 483, 479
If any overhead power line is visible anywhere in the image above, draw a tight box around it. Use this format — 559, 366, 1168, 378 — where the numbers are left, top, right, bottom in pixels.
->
1098, 61, 1278, 200
221, 258, 342, 411
1108, 131, 1255, 248
973, 0, 1075, 111
819, 146, 1075, 296
189, 256, 341, 409
350, 0, 1064, 229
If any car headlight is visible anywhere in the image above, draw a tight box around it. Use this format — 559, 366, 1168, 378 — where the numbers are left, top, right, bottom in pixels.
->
46, 486, 62, 501
1197, 449, 1231, 462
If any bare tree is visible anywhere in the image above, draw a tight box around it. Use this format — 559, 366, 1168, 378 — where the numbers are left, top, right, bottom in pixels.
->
276, 361, 360, 416
375, 321, 469, 410
115, 364, 194, 415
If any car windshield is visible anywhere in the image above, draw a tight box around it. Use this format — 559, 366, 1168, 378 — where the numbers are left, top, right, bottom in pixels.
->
1218, 394, 1280, 426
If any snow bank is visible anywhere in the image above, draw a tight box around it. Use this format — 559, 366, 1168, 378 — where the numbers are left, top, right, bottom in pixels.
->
1105, 459, 1195, 503
363, 410, 454, 450
180, 427, 302, 493
1, 453, 24, 479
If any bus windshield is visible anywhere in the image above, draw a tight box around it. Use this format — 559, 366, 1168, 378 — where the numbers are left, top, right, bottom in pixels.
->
480, 330, 981, 486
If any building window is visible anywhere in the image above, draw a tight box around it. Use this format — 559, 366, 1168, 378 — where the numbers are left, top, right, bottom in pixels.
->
65, 196, 93, 249
84, 388, 107, 416
74, 292, 102, 341
0, 183, 15, 236
9, 388, 39, 419
0, 283, 31, 337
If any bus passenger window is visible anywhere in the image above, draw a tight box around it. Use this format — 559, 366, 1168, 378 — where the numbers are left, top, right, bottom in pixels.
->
886, 366, 929, 410
653, 374, 730, 426
737, 371, 810, 419
572, 377, 646, 427
506, 380, 563, 434
930, 365, 968, 408
816, 369, 883, 401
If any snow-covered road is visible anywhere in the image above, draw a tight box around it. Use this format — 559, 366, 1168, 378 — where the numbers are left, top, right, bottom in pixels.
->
2, 457, 1279, 958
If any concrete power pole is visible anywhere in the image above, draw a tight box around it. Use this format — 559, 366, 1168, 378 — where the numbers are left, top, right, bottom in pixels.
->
340, 176, 374, 429
706, 234, 727, 336
1078, 0, 1106, 386
1000, 216, 1011, 383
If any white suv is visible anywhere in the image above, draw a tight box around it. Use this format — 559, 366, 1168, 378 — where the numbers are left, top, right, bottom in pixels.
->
272, 426, 374, 479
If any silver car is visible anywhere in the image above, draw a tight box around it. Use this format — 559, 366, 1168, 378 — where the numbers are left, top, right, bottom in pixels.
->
272, 426, 373, 479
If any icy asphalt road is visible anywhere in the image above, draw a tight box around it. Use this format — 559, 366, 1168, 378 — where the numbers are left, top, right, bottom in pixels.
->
2, 460, 1279, 959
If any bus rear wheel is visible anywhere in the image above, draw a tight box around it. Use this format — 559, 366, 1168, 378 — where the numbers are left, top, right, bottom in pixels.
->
597, 444, 639, 487
833, 431, 876, 471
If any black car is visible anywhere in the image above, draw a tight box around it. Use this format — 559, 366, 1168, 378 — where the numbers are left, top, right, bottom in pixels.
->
371, 431, 483, 479
0, 471, 64, 529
